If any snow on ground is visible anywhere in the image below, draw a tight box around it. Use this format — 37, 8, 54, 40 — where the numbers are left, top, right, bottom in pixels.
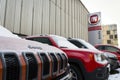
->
109, 68, 120, 80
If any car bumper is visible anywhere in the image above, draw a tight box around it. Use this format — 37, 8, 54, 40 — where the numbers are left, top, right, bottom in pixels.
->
84, 64, 110, 80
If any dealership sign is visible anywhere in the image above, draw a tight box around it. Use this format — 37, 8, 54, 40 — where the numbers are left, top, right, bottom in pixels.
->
88, 12, 101, 27
88, 12, 102, 45
90, 14, 99, 24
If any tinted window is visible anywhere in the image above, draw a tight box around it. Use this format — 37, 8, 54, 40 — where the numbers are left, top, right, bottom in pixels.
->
27, 37, 52, 45
105, 46, 119, 52
96, 46, 105, 50
69, 40, 86, 48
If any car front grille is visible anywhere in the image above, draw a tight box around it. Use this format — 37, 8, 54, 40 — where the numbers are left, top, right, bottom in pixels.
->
38, 52, 50, 79
0, 51, 68, 80
23, 52, 38, 80
49, 53, 58, 75
56, 53, 64, 72
0, 53, 20, 80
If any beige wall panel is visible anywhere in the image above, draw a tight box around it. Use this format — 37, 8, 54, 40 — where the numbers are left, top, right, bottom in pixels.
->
21, 0, 33, 35
74, 0, 77, 37
65, 14, 69, 37
60, 10, 65, 36
78, 3, 80, 38
65, 0, 68, 37
32, 0, 42, 35
0, 0, 6, 26
77, 1, 79, 38
14, 0, 22, 33
80, 5, 82, 38
61, 0, 65, 11
79, 24, 82, 38
68, 15, 72, 37
56, 0, 60, 7
71, 0, 74, 37
65, 0, 68, 14
68, 0, 72, 37
49, 1, 55, 34
56, 6, 61, 35
74, 0, 77, 20
68, 0, 72, 16
5, 0, 16, 31
42, 0, 49, 34
74, 19, 77, 38
51, 0, 55, 4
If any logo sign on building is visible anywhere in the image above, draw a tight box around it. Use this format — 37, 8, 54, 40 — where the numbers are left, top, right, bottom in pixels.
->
88, 12, 101, 27
88, 12, 102, 45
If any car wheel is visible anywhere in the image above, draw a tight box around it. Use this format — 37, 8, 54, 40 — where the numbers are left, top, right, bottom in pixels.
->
70, 64, 83, 80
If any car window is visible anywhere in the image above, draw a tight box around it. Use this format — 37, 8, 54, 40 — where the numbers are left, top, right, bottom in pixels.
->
105, 46, 119, 52
77, 39, 97, 50
69, 40, 86, 48
27, 37, 53, 45
96, 46, 105, 50
51, 35, 79, 49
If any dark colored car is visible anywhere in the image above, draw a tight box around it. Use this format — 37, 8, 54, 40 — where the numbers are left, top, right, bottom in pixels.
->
26, 35, 109, 80
95, 44, 120, 64
68, 38, 119, 70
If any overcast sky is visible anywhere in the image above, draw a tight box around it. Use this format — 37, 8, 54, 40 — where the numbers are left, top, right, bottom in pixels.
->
81, 0, 120, 46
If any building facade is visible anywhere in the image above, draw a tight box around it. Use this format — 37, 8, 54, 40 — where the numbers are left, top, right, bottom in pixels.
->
0, 0, 89, 40
102, 24, 118, 45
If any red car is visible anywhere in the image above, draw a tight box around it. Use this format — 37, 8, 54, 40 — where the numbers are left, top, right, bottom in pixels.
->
95, 44, 120, 61
26, 35, 109, 80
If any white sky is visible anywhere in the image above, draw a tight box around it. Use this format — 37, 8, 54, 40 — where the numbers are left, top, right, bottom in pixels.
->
81, 0, 120, 46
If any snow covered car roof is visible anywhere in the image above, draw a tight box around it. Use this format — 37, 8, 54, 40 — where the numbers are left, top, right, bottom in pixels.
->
0, 25, 20, 39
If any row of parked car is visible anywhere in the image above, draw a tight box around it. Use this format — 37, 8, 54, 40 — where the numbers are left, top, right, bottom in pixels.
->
26, 34, 120, 80
1, 26, 120, 80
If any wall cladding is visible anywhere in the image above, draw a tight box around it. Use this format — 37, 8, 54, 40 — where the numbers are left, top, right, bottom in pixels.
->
0, 0, 89, 40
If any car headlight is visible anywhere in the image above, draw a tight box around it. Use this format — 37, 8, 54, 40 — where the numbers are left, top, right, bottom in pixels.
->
94, 53, 108, 64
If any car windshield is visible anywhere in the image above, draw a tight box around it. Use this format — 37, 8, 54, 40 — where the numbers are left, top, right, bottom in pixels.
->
50, 35, 79, 49
78, 39, 98, 50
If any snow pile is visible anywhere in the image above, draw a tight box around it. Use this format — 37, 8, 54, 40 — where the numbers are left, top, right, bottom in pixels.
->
109, 69, 120, 80
0, 25, 20, 39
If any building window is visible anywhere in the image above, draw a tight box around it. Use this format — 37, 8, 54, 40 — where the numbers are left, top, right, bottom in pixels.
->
115, 34, 117, 39
109, 35, 113, 39
107, 40, 111, 44
106, 30, 110, 34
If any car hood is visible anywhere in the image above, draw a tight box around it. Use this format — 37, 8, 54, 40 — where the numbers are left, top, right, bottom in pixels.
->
61, 47, 102, 54
0, 36, 64, 53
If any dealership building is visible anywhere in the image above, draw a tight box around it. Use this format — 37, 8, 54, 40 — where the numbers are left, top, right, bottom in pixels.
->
0, 0, 89, 40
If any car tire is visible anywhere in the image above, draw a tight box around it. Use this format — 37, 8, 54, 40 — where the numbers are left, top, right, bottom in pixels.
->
70, 64, 83, 80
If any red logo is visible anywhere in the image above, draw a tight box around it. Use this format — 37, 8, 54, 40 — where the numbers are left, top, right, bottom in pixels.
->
90, 15, 99, 24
